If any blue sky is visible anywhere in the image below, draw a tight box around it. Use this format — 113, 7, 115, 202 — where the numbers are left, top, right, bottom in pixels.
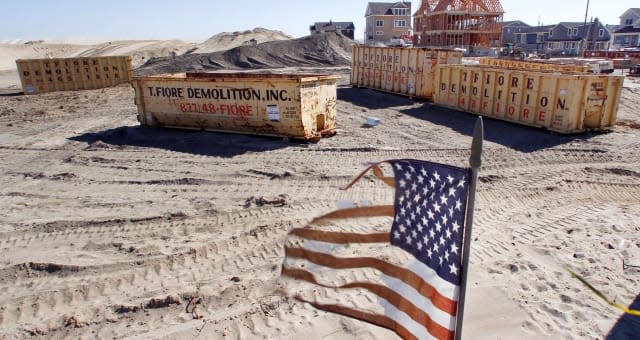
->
0, 1, 637, 42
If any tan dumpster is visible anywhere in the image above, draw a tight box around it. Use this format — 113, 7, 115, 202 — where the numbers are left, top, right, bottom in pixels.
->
16, 56, 132, 94
479, 58, 588, 73
351, 45, 462, 100
433, 65, 624, 134
131, 72, 339, 141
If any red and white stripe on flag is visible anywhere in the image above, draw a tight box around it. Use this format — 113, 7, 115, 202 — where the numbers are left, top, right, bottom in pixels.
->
280, 160, 469, 340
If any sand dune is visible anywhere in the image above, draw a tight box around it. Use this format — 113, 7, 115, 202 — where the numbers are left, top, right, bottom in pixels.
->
0, 28, 293, 73
196, 27, 292, 53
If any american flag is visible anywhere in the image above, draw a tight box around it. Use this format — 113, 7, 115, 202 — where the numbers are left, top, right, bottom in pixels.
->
280, 159, 471, 340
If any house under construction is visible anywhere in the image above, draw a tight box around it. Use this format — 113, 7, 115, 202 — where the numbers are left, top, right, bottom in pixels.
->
413, 0, 504, 53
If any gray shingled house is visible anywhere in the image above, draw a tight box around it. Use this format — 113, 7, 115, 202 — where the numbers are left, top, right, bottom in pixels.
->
309, 21, 355, 40
502, 20, 530, 45
546, 19, 611, 56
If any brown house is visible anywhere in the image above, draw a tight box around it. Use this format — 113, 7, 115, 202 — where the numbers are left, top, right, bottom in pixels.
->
414, 0, 504, 54
365, 2, 412, 44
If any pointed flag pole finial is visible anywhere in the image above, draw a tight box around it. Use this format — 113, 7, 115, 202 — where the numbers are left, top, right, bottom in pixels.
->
455, 116, 484, 340
470, 116, 484, 169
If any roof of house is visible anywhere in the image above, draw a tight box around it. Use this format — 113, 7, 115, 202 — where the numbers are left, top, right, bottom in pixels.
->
366, 1, 411, 16
614, 25, 640, 34
557, 22, 585, 28
521, 25, 555, 34
549, 21, 611, 41
623, 8, 640, 17
503, 20, 530, 27
311, 22, 355, 31
433, 0, 503, 13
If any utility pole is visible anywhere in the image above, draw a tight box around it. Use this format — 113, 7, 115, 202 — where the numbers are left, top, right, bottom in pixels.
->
580, 0, 590, 56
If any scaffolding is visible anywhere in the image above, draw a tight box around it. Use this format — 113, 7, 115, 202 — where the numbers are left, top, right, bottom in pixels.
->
414, 0, 504, 52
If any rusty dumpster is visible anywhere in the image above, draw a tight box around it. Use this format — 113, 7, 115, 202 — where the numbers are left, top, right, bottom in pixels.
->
479, 58, 588, 73
131, 72, 339, 141
16, 56, 132, 94
350, 45, 463, 99
433, 65, 624, 134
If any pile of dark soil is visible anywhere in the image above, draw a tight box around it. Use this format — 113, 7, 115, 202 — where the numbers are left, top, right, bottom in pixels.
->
135, 32, 353, 76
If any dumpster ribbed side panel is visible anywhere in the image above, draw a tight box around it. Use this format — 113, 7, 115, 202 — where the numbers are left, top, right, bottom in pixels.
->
434, 65, 624, 134
351, 45, 462, 99
479, 58, 588, 73
16, 56, 132, 94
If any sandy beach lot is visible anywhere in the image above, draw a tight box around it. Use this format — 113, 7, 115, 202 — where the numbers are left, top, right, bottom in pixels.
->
0, 34, 639, 339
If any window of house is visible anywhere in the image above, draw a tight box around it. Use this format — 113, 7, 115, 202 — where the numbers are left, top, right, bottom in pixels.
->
394, 20, 406, 28
393, 8, 407, 16
335, 25, 342, 29
549, 29, 553, 37
376, 20, 384, 27
599, 29, 604, 37
376, 31, 384, 36
626, 18, 633, 25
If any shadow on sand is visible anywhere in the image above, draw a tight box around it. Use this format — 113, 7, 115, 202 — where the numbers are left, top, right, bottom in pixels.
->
339, 87, 605, 152
401, 103, 607, 152
338, 87, 415, 109
606, 293, 640, 339
70, 125, 294, 157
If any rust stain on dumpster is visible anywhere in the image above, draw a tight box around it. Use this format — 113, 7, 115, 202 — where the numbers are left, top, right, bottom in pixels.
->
132, 72, 340, 141
16, 56, 132, 94
433, 65, 624, 134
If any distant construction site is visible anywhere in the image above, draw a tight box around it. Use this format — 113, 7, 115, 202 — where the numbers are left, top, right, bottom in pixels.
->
413, 0, 504, 54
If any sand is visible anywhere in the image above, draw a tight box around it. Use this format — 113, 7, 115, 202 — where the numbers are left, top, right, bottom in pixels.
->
0, 31, 639, 339
135, 32, 353, 76
196, 28, 292, 54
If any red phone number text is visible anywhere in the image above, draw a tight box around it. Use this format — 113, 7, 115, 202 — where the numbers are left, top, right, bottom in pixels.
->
179, 103, 254, 116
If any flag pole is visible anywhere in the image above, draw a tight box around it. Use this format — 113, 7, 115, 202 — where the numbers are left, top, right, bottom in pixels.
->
455, 116, 484, 340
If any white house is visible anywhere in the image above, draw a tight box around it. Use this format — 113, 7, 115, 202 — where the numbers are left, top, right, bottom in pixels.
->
612, 8, 640, 49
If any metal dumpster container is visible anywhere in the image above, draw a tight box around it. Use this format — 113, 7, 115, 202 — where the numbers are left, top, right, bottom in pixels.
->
433, 65, 624, 134
131, 72, 339, 141
479, 57, 588, 73
16, 56, 132, 94
350, 45, 462, 99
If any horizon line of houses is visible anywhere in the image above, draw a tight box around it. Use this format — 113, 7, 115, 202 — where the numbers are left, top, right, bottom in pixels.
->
504, 8, 640, 56
308, 2, 639, 56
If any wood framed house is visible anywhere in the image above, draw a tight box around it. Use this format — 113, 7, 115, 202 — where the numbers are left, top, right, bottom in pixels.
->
364, 1, 412, 43
413, 0, 504, 54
